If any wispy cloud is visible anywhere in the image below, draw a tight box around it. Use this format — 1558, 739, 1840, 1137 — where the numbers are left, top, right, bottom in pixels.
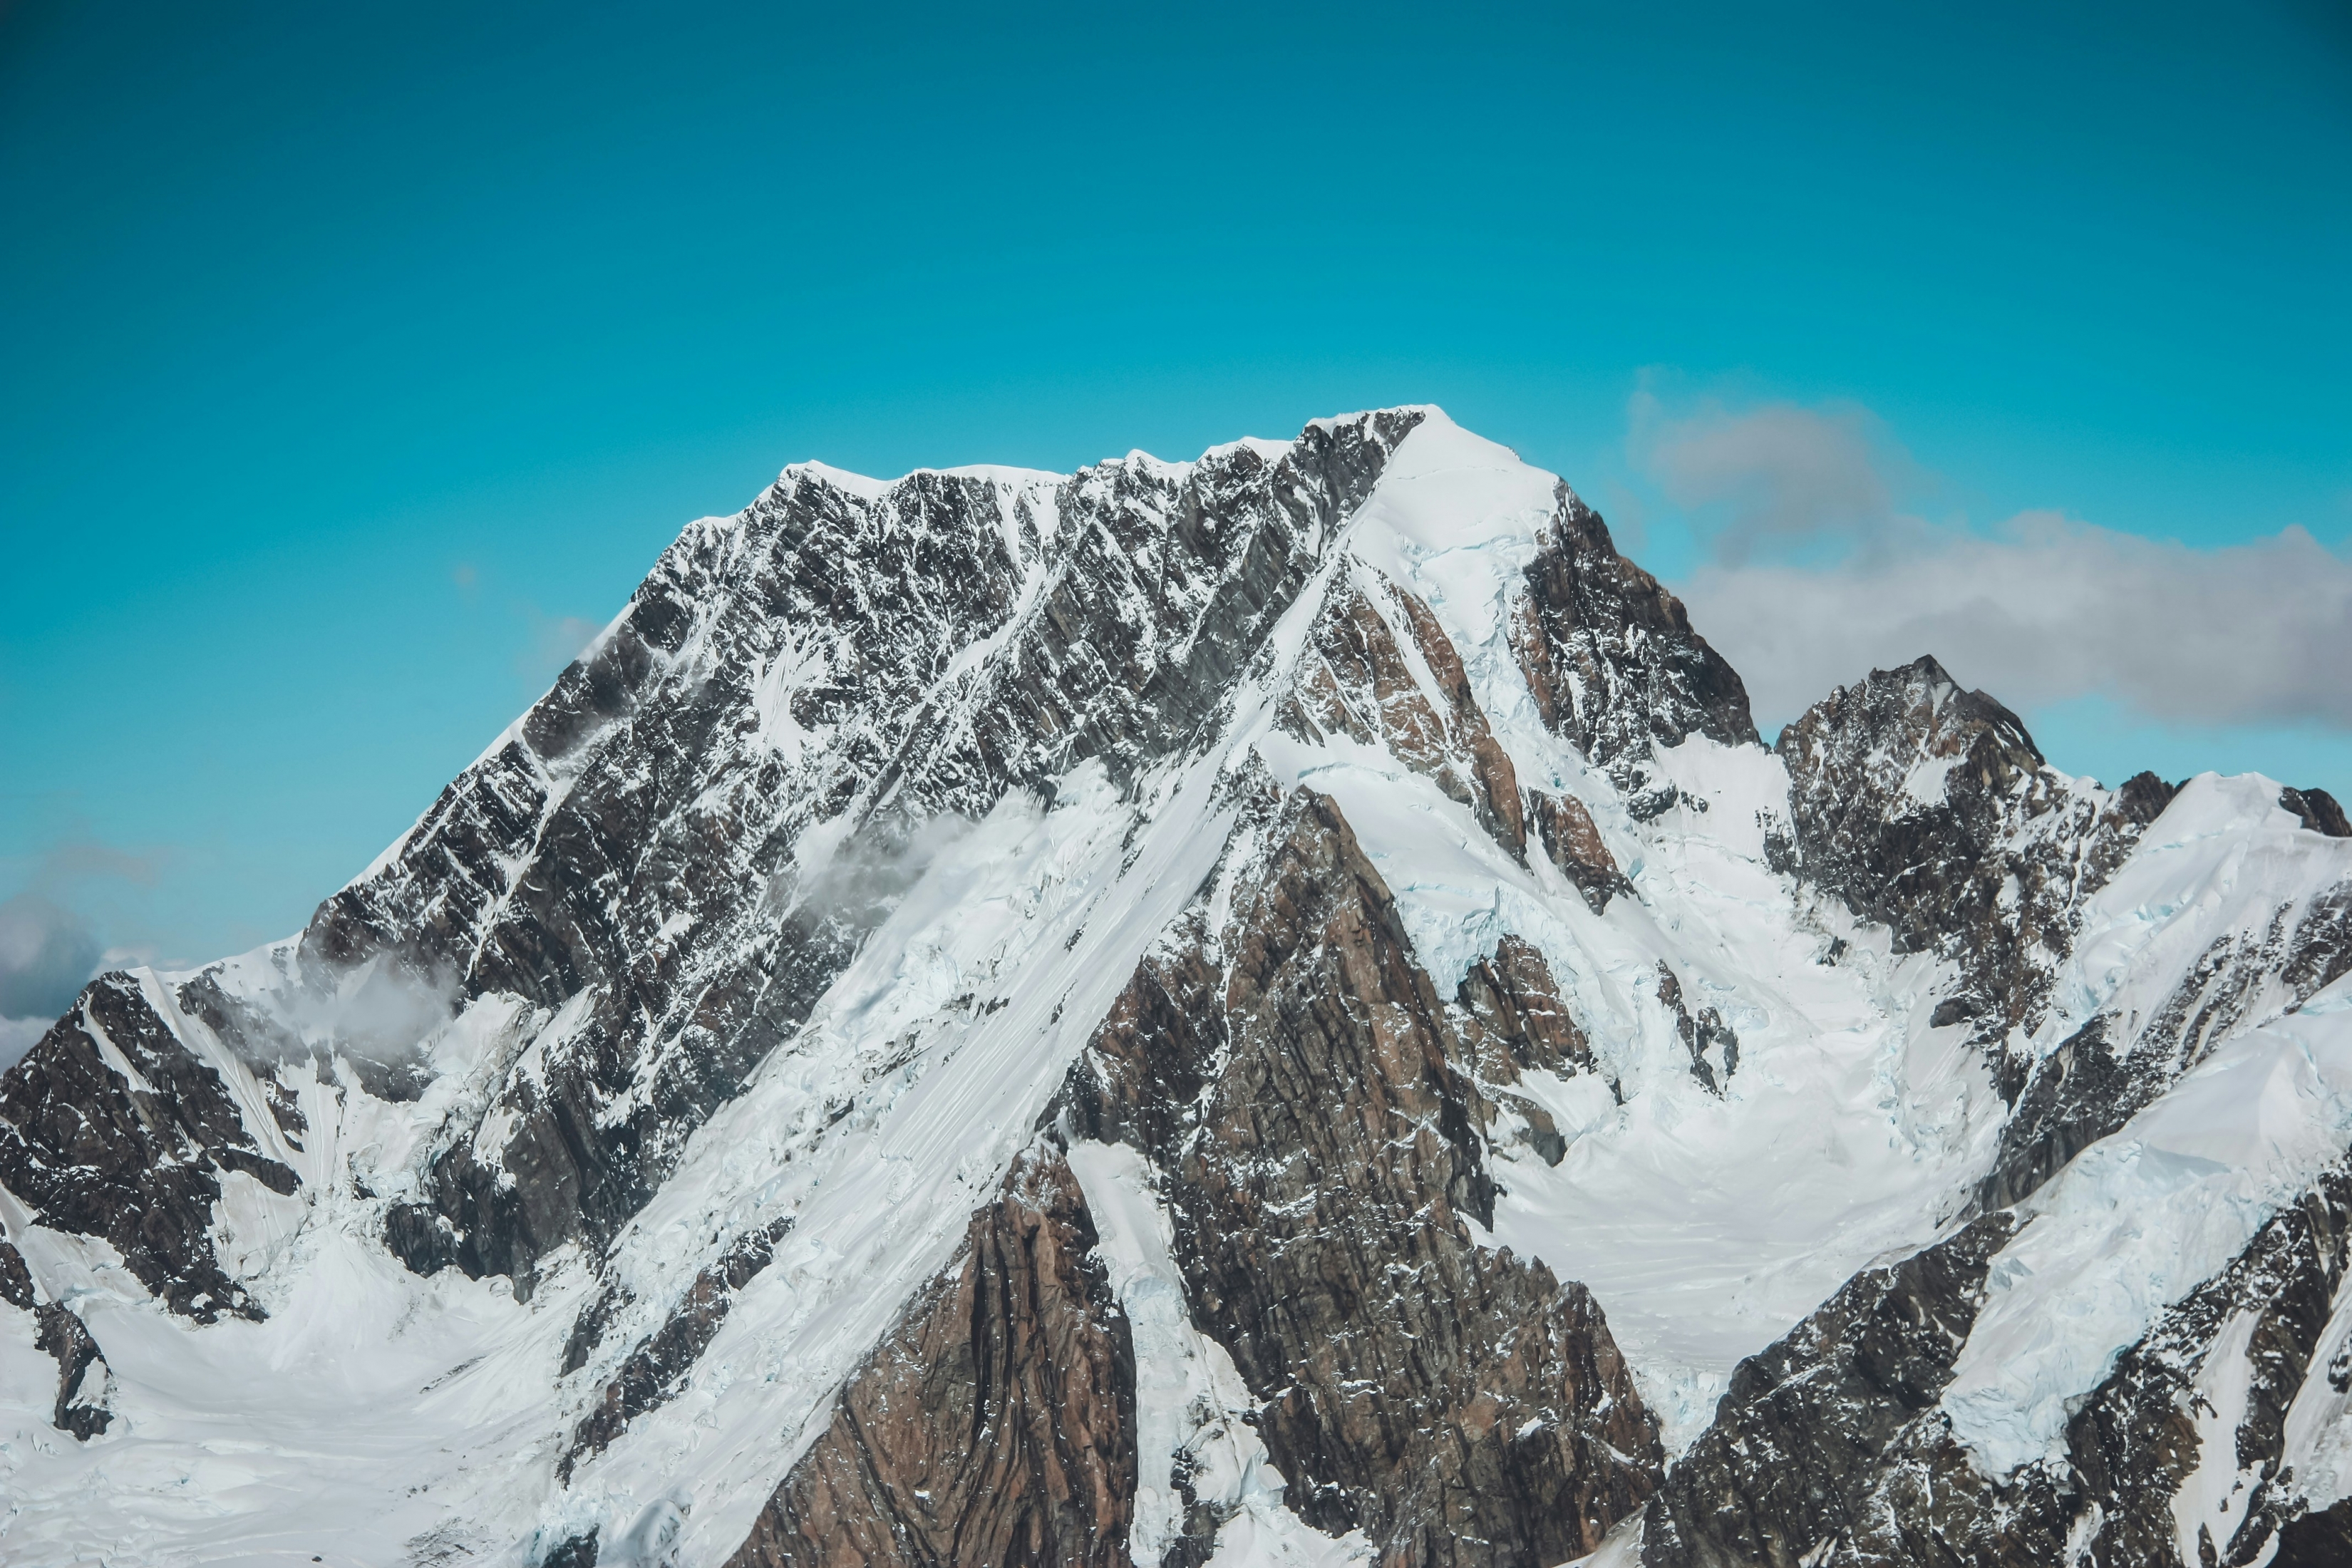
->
1681, 512, 2352, 735
1636, 396, 2352, 738
29, 839, 164, 888
515, 606, 602, 688
1632, 392, 1923, 564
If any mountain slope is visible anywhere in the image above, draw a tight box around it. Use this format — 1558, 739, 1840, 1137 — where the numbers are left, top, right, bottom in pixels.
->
3, 408, 2349, 1568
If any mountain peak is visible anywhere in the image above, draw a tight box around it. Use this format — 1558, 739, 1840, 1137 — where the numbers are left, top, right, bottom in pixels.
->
5, 411, 2350, 1568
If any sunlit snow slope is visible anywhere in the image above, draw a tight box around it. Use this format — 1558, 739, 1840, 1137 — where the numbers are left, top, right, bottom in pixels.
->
4, 409, 2350, 1568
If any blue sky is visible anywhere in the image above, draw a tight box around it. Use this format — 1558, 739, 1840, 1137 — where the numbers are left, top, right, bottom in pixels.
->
3, 0, 2348, 1008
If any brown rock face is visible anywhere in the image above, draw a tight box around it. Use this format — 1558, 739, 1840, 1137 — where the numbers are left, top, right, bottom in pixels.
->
1458, 933, 1595, 1083
1458, 934, 1606, 1162
1069, 790, 1661, 1567
1528, 790, 1626, 912
726, 1150, 1137, 1568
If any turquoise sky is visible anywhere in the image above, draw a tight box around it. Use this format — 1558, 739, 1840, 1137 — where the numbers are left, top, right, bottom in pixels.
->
3, 0, 2348, 988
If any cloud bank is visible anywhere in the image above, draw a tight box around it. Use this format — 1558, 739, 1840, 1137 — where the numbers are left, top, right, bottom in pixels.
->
0, 894, 103, 1070
0, 840, 169, 1071
1639, 400, 2352, 740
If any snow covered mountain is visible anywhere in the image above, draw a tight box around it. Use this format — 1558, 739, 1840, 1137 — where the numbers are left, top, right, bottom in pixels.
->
4, 407, 2351, 1568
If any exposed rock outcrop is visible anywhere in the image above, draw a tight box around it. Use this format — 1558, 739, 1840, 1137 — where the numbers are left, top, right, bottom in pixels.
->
1639, 1215, 2016, 1568
6, 408, 2351, 1568
1775, 656, 2161, 1073
1641, 1167, 2352, 1568
0, 973, 292, 1321
355, 413, 1430, 1292
563, 1216, 795, 1477
2284, 786, 2352, 839
1527, 788, 1627, 912
1458, 933, 1604, 1160
1066, 791, 1661, 1568
1654, 965, 1738, 1096
1512, 492, 1757, 812
726, 1151, 1136, 1568
1285, 571, 1525, 857
1, 1230, 114, 1440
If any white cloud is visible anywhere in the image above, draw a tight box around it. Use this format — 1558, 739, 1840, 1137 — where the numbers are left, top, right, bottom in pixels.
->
516, 607, 602, 686
1632, 396, 2352, 738
0, 838, 179, 1067
1681, 512, 2352, 735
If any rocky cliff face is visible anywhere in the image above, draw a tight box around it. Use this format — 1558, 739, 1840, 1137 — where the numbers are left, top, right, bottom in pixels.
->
4, 408, 2351, 1568
1773, 655, 2153, 1062
726, 1150, 1137, 1568
1063, 789, 1661, 1568
1512, 494, 1756, 817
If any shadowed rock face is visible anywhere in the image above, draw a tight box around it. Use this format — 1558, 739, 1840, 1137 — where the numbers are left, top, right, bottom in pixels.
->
887, 409, 1431, 817
1066, 792, 1661, 1568
1639, 1214, 2017, 1568
1853, 1168, 2352, 1568
1641, 1168, 2352, 1568
0, 1232, 112, 1440
32, 1297, 112, 1440
726, 1150, 1137, 1568
1650, 964, 1740, 1096
562, 1217, 795, 1480
1771, 659, 2352, 1323
1511, 492, 1756, 813
1976, 901, 2312, 1213
2282, 786, 2352, 839
2276, 1498, 2352, 1566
